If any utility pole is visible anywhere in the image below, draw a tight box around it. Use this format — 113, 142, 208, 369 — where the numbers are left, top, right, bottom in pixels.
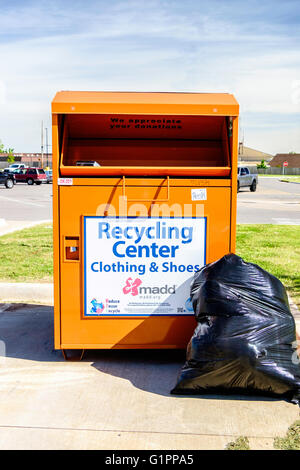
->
45, 127, 48, 168
41, 120, 44, 168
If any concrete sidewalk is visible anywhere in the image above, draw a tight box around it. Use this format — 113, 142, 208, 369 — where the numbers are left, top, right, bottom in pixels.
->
0, 303, 299, 450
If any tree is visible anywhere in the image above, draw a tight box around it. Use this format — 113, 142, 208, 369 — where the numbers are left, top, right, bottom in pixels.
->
6, 148, 15, 163
0, 140, 14, 162
257, 159, 267, 169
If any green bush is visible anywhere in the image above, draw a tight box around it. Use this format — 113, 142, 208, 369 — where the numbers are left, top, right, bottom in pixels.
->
257, 159, 267, 169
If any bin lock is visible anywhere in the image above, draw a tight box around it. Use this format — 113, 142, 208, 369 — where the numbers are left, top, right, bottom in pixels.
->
122, 176, 170, 202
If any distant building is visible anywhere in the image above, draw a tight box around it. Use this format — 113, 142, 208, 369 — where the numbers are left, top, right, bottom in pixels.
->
269, 153, 300, 168
0, 152, 52, 168
238, 143, 273, 165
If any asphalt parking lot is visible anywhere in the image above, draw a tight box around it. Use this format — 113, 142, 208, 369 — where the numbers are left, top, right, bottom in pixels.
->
237, 177, 300, 224
0, 177, 299, 225
0, 182, 52, 222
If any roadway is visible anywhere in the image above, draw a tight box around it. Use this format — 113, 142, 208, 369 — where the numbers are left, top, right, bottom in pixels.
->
237, 177, 300, 224
0, 182, 52, 221
0, 178, 299, 225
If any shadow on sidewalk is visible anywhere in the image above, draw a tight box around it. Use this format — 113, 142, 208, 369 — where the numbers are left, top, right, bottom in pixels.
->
89, 349, 282, 402
0, 302, 283, 402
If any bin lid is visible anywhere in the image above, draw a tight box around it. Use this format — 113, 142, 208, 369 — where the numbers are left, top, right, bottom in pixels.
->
52, 91, 239, 116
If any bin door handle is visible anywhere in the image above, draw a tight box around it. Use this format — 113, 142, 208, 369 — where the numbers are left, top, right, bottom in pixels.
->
122, 176, 170, 202
63, 236, 80, 261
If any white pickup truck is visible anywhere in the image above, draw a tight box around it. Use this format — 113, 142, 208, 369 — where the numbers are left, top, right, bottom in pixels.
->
237, 166, 258, 192
4, 163, 28, 172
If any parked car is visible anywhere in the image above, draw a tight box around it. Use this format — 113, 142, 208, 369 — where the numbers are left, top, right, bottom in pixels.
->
0, 170, 15, 188
4, 163, 28, 172
15, 168, 47, 185
45, 169, 52, 184
237, 166, 258, 192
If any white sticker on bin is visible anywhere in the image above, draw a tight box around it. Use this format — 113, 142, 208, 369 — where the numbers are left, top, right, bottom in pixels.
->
191, 188, 207, 201
58, 178, 73, 185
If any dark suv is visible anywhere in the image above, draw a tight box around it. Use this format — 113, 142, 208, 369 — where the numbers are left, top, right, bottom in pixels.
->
0, 170, 15, 189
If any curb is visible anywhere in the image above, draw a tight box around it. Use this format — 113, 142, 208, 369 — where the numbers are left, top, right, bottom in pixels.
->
0, 282, 53, 305
0, 220, 52, 237
279, 179, 300, 185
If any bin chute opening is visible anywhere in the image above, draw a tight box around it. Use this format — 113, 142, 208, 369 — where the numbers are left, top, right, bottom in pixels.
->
61, 114, 230, 169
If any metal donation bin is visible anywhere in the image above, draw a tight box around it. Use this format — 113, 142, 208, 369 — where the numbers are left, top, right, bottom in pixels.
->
52, 91, 239, 353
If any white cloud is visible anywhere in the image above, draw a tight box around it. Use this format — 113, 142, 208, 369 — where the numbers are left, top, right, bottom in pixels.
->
245, 125, 300, 155
0, 80, 6, 104
0, 0, 299, 152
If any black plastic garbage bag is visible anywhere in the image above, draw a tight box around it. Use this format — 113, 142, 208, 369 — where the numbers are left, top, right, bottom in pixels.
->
171, 254, 300, 404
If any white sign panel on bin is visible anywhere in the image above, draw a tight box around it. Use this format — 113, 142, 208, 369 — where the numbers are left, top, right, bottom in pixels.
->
83, 217, 206, 317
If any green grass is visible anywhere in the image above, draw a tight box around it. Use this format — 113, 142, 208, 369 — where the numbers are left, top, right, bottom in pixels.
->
226, 436, 250, 450
274, 421, 300, 450
0, 224, 299, 308
257, 174, 281, 177
280, 176, 300, 183
0, 223, 53, 282
258, 175, 300, 182
236, 225, 300, 308
226, 421, 300, 450
258, 174, 285, 177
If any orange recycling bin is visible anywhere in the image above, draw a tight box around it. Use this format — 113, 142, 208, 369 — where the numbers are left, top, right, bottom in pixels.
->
52, 91, 239, 353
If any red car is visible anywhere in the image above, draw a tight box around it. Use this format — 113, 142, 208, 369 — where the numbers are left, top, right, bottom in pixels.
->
15, 168, 47, 185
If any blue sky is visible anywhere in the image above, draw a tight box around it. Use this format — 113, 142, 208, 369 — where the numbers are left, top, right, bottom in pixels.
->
0, 0, 300, 154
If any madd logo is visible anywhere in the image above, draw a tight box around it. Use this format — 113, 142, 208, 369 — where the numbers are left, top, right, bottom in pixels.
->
123, 278, 142, 296
122, 277, 176, 296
